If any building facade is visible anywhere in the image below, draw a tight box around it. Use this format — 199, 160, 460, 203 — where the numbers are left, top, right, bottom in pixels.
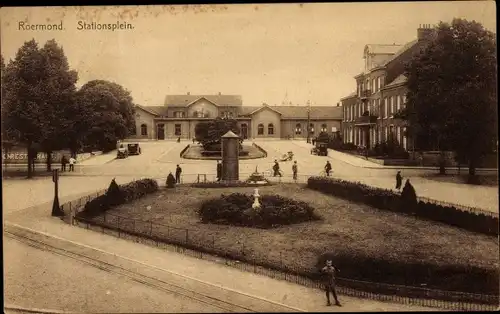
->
132, 93, 342, 140
340, 25, 436, 151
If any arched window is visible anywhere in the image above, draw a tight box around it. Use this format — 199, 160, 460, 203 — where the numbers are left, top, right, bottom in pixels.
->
321, 123, 327, 132
140, 124, 148, 136
309, 123, 315, 134
295, 123, 302, 135
257, 123, 264, 135
268, 123, 274, 135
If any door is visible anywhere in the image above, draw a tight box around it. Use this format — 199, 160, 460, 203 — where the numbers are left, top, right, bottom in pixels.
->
157, 124, 165, 140
241, 123, 248, 139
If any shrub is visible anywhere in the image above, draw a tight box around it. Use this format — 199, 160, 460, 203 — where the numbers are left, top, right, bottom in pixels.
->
77, 178, 159, 219
307, 176, 498, 236
198, 192, 320, 228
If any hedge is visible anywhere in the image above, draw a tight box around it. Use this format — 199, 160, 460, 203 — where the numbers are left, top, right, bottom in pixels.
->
198, 193, 320, 228
307, 176, 498, 236
76, 178, 159, 219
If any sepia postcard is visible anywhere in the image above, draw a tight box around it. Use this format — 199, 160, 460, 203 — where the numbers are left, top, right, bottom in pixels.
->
1, 2, 498, 313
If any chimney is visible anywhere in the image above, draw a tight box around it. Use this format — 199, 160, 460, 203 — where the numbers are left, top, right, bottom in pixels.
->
417, 23, 434, 42
187, 92, 190, 95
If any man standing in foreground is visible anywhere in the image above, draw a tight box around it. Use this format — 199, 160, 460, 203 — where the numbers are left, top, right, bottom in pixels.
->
321, 260, 341, 307
292, 161, 298, 181
175, 164, 182, 184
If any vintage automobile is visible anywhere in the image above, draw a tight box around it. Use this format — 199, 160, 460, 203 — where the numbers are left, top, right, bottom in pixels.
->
127, 143, 141, 155
311, 142, 328, 156
116, 145, 129, 159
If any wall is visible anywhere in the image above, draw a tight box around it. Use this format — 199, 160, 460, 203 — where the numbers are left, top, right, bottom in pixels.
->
134, 109, 156, 140
251, 108, 281, 138
186, 99, 219, 118
378, 84, 408, 145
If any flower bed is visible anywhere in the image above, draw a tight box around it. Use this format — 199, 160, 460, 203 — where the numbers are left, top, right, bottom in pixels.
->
307, 176, 498, 236
198, 192, 321, 228
76, 178, 159, 219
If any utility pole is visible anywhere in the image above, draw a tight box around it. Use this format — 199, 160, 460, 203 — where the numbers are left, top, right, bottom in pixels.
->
306, 100, 311, 144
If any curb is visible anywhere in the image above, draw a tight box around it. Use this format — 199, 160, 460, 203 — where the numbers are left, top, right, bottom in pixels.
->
4, 304, 76, 314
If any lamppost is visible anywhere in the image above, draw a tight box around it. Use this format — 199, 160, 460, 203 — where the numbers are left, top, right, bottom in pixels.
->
51, 168, 64, 217
306, 100, 311, 144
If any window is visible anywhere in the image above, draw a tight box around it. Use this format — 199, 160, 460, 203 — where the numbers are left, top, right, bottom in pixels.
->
268, 123, 274, 135
402, 95, 406, 104
295, 123, 302, 135
396, 126, 401, 144
321, 124, 327, 132
385, 126, 388, 141
390, 96, 395, 115
332, 126, 337, 133
258, 124, 264, 135
384, 98, 388, 118
174, 111, 185, 118
377, 77, 381, 91
175, 124, 182, 136
310, 123, 315, 134
397, 96, 401, 111
140, 124, 147, 136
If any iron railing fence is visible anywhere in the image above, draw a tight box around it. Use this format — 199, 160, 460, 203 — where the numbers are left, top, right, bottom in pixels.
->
73, 213, 499, 311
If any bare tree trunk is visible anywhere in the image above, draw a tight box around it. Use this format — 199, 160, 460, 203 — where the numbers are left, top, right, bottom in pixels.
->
467, 158, 479, 184
27, 142, 33, 179
46, 150, 52, 172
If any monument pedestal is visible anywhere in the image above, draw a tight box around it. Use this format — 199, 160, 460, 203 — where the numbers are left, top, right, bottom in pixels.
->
221, 131, 240, 181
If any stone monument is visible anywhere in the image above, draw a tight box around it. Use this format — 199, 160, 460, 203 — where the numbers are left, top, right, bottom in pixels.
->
221, 130, 240, 181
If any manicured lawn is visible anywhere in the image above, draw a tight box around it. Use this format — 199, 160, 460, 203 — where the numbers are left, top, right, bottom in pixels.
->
98, 184, 498, 294
421, 173, 498, 186
181, 144, 266, 160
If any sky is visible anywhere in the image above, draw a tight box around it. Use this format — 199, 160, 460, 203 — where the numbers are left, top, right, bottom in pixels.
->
0, 2, 496, 107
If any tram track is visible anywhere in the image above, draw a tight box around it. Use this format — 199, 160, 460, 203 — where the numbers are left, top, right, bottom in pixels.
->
5, 224, 300, 313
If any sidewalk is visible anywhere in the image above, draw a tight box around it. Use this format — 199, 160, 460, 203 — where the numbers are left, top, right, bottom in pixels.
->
5, 201, 438, 312
77, 150, 117, 165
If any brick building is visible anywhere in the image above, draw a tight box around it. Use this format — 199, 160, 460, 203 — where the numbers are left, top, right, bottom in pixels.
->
132, 93, 342, 140
340, 25, 436, 151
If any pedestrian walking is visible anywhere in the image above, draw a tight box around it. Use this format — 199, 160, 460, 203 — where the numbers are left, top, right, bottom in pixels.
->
61, 155, 68, 172
175, 164, 182, 184
273, 160, 282, 177
292, 161, 298, 181
216, 160, 222, 181
177, 137, 181, 143
395, 171, 403, 191
192, 138, 195, 144
321, 260, 341, 307
324, 161, 332, 177
68, 156, 76, 172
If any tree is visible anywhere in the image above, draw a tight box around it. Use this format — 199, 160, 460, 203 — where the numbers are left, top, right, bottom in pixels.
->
76, 80, 136, 152
404, 19, 496, 182
194, 117, 241, 150
37, 39, 79, 171
2, 40, 48, 178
